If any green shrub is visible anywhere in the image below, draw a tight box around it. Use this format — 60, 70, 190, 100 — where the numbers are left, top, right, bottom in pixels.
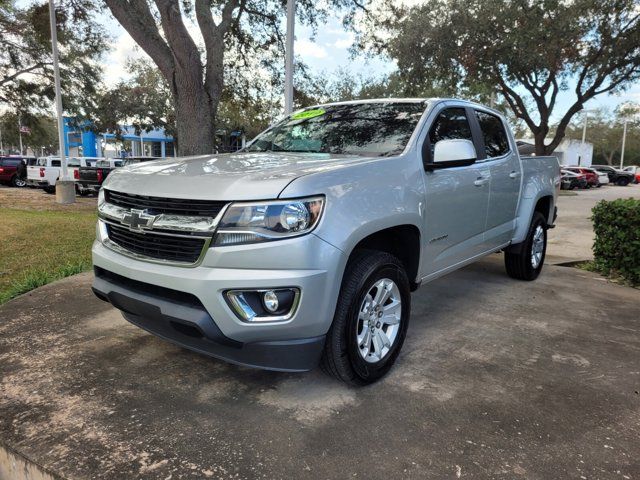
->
591, 198, 640, 286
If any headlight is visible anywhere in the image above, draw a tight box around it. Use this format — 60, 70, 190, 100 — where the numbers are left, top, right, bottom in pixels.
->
98, 188, 105, 208
214, 196, 325, 246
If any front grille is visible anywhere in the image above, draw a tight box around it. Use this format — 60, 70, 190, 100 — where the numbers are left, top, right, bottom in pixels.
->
106, 223, 207, 263
105, 190, 227, 217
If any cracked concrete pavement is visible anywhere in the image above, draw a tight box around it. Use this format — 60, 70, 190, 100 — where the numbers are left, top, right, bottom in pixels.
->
1, 186, 639, 479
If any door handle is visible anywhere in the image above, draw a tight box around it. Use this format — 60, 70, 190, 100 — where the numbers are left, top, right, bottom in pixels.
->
474, 176, 490, 186
509, 171, 521, 179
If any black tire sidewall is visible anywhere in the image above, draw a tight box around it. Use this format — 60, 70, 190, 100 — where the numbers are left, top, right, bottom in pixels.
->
525, 213, 547, 278
344, 261, 410, 383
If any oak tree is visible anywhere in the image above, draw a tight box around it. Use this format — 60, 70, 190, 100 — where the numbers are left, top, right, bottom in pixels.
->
357, 0, 640, 155
104, 0, 357, 155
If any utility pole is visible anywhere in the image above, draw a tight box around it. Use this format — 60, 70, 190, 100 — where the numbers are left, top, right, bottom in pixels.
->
49, 0, 74, 203
18, 117, 24, 155
579, 110, 594, 166
284, 0, 295, 114
620, 119, 628, 169
0, 125, 3, 154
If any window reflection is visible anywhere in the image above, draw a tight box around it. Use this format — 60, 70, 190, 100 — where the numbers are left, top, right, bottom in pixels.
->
247, 102, 426, 158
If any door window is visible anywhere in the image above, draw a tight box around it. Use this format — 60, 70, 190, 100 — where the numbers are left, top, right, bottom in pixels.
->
475, 111, 510, 157
429, 108, 473, 147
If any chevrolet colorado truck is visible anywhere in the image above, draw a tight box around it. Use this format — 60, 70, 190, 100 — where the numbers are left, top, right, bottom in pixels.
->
92, 99, 560, 385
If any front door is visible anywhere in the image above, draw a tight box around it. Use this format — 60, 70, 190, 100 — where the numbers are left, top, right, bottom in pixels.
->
421, 107, 490, 277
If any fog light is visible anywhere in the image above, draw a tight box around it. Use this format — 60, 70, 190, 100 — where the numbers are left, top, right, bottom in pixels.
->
262, 290, 279, 313
225, 288, 300, 322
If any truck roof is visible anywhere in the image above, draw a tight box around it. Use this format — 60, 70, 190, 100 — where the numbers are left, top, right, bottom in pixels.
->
300, 97, 505, 117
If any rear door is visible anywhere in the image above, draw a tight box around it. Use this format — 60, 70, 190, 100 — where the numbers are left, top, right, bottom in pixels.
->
473, 109, 520, 247
421, 105, 491, 277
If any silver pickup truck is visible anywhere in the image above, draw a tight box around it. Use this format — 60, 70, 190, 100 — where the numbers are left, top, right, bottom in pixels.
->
92, 99, 560, 385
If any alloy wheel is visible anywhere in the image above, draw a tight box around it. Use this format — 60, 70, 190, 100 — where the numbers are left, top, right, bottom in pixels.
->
356, 278, 402, 363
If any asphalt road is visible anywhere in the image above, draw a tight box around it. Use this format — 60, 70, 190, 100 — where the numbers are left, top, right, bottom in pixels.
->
1, 187, 639, 479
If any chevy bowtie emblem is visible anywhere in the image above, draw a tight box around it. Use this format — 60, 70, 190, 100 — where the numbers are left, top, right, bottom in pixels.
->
121, 209, 156, 232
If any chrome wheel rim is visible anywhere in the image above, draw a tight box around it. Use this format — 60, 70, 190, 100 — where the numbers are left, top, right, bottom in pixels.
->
531, 225, 545, 269
15, 178, 26, 187
356, 278, 402, 363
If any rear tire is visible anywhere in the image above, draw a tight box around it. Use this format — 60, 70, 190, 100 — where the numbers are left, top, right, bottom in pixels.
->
44, 186, 55, 194
321, 250, 410, 385
616, 178, 629, 186
11, 175, 26, 188
504, 212, 547, 281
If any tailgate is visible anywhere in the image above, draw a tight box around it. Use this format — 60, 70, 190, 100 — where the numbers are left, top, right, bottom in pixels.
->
79, 167, 100, 182
27, 166, 41, 181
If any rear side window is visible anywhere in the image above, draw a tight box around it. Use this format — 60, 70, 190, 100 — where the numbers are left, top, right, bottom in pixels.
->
52, 160, 61, 167
429, 108, 473, 146
1, 159, 20, 167
475, 111, 509, 157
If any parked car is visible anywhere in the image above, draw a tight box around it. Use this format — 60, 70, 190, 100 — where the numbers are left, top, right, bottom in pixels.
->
0, 156, 35, 187
564, 166, 600, 187
595, 170, 609, 185
561, 169, 588, 190
27, 157, 62, 193
591, 165, 635, 186
92, 99, 559, 385
78, 157, 157, 194
67, 157, 103, 195
622, 165, 640, 184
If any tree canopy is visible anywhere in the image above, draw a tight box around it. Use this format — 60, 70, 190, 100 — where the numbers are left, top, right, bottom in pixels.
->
0, 0, 108, 117
104, 0, 360, 155
356, 0, 640, 155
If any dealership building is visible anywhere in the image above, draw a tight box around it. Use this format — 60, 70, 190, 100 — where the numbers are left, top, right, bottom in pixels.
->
63, 118, 175, 158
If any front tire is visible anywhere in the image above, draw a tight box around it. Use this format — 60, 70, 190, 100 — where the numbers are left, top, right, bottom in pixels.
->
321, 250, 411, 385
504, 212, 547, 281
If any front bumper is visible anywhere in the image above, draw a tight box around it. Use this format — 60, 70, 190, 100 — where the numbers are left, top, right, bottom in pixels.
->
91, 232, 345, 371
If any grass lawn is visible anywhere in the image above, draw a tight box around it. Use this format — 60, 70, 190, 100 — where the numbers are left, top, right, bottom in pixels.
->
0, 206, 97, 304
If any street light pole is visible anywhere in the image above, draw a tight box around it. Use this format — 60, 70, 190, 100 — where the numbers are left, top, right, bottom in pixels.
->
48, 0, 74, 203
579, 110, 594, 166
18, 117, 24, 155
620, 119, 628, 170
284, 0, 295, 114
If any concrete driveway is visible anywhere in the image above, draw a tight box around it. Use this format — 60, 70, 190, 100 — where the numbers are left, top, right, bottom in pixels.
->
1, 188, 639, 479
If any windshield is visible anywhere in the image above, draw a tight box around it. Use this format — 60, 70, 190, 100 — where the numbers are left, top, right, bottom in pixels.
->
247, 102, 426, 157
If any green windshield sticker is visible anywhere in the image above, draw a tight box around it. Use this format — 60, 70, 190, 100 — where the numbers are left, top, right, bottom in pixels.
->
291, 108, 326, 120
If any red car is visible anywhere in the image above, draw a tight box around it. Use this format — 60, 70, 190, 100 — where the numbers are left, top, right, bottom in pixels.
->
0, 156, 36, 187
565, 166, 599, 188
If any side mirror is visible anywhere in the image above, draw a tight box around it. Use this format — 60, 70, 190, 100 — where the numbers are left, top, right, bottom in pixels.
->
432, 139, 477, 167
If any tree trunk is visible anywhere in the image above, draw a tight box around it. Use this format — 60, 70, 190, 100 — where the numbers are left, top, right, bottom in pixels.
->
533, 132, 548, 156
173, 88, 216, 156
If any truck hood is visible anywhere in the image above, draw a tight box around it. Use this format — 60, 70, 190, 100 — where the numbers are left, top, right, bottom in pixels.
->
103, 152, 374, 200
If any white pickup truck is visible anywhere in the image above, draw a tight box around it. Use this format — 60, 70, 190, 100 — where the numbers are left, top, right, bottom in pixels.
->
92, 98, 560, 384
27, 156, 99, 194
27, 157, 61, 193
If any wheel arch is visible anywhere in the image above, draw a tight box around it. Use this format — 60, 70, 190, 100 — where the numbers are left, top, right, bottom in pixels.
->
512, 193, 555, 245
346, 224, 422, 291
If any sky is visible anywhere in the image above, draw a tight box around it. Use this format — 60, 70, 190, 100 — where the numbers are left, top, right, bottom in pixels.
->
102, 9, 640, 126
102, 10, 393, 87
